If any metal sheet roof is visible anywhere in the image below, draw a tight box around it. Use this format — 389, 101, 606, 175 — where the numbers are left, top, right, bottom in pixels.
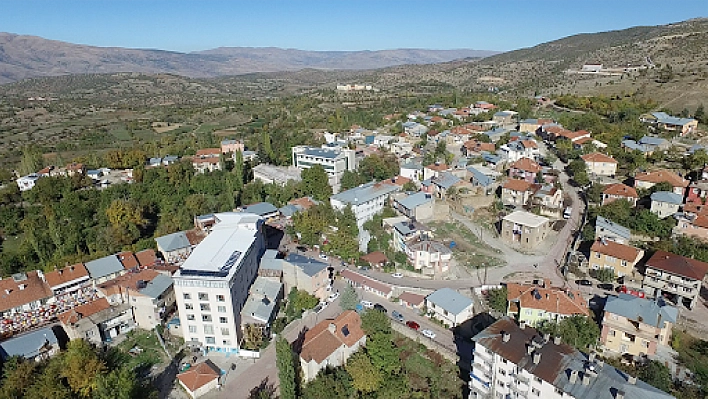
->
426, 288, 473, 315
85, 255, 124, 280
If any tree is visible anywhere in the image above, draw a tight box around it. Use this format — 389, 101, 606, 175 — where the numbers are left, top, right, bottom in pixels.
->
538, 315, 600, 351
339, 284, 359, 311
340, 170, 362, 191
590, 268, 615, 283
243, 323, 265, 350
61, 339, 107, 398
346, 352, 381, 393
695, 104, 705, 124
684, 149, 708, 172
637, 360, 673, 393
402, 181, 418, 191
93, 366, 140, 399
233, 150, 245, 190
275, 338, 297, 399
487, 287, 508, 313
361, 306, 392, 336
301, 165, 332, 201
18, 145, 44, 176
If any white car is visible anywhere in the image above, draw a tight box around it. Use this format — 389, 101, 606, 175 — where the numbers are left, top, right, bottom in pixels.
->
319, 253, 328, 261
421, 329, 436, 339
328, 292, 340, 302
360, 300, 374, 309
315, 301, 329, 313
391, 272, 403, 278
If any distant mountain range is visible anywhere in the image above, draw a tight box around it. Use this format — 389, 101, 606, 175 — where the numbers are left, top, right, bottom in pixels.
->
0, 33, 499, 84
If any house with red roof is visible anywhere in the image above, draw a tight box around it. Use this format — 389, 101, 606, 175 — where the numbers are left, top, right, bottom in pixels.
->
634, 169, 689, 196
508, 158, 541, 183
192, 148, 222, 174
581, 152, 618, 177
177, 360, 222, 398
602, 183, 639, 206
299, 310, 366, 382
643, 251, 708, 309
501, 179, 536, 207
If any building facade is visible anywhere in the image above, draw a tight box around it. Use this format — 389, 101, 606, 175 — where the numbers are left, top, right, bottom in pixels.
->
173, 213, 265, 354
643, 251, 708, 309
500, 211, 551, 249
292, 145, 356, 191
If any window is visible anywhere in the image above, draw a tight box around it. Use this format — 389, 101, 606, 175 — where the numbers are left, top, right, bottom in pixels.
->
217, 295, 225, 302
220, 317, 228, 324
609, 329, 616, 337
200, 303, 211, 312
499, 369, 506, 376
555, 388, 564, 395
188, 325, 197, 333
187, 314, 195, 321
218, 306, 227, 313
183, 293, 191, 300
535, 377, 542, 384
221, 327, 230, 335
525, 309, 533, 315
202, 315, 212, 322
198, 292, 209, 301
531, 388, 540, 396
185, 303, 193, 310
223, 340, 231, 346
205, 337, 215, 345
595, 253, 601, 259
204, 325, 214, 334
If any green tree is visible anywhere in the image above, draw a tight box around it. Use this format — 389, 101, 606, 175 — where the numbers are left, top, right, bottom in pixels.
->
538, 315, 600, 351
301, 165, 333, 201
61, 339, 107, 398
402, 180, 418, 191
684, 149, 708, 172
233, 150, 245, 190
93, 366, 141, 399
590, 268, 615, 283
275, 338, 297, 399
18, 145, 44, 176
346, 352, 381, 393
340, 170, 362, 191
637, 360, 673, 393
695, 104, 705, 124
487, 287, 508, 313
301, 368, 353, 399
339, 284, 359, 310
361, 308, 392, 336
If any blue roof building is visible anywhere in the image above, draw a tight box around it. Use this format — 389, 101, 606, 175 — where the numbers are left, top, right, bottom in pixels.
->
85, 255, 125, 283
0, 326, 62, 361
425, 288, 474, 327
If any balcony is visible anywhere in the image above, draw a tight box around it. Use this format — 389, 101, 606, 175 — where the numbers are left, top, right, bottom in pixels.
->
473, 349, 494, 363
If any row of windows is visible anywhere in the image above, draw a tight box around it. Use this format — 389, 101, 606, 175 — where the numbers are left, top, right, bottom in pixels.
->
183, 293, 226, 302
186, 314, 230, 323
185, 303, 228, 313
187, 325, 230, 336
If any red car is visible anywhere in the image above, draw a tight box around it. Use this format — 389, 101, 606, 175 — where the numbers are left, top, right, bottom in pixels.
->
406, 321, 420, 331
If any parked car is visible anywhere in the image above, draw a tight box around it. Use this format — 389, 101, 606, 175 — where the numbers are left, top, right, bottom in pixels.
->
563, 207, 572, 219
391, 272, 403, 278
597, 283, 614, 291
421, 329, 436, 339
314, 301, 328, 314
328, 292, 340, 302
575, 279, 592, 286
406, 321, 420, 331
373, 303, 387, 313
391, 310, 404, 323
319, 253, 328, 261
296, 245, 307, 252
360, 300, 374, 309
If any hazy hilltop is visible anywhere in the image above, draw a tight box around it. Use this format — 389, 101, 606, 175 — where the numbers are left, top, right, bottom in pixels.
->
360, 18, 708, 110
0, 32, 497, 84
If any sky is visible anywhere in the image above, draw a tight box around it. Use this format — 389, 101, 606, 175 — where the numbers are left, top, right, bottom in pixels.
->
2, 1, 706, 53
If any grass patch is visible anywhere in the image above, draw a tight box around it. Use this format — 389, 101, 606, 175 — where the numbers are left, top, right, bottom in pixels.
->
429, 221, 503, 269
116, 329, 167, 370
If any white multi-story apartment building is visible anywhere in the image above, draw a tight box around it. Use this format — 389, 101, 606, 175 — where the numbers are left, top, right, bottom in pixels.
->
291, 145, 357, 192
173, 213, 265, 354
470, 317, 675, 399
330, 181, 400, 228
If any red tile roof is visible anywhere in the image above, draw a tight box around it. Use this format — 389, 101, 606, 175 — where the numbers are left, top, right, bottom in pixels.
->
506, 283, 588, 316
603, 183, 638, 199
590, 239, 642, 262
195, 148, 221, 157
57, 298, 111, 325
398, 291, 426, 307
635, 170, 689, 188
43, 263, 89, 289
510, 158, 541, 173
177, 360, 221, 392
135, 249, 157, 267
581, 152, 617, 164
425, 163, 449, 172
360, 251, 389, 265
300, 310, 365, 363
646, 250, 708, 280
503, 179, 533, 192
340, 269, 392, 295
98, 269, 160, 297
390, 176, 412, 187
0, 271, 53, 313
117, 251, 139, 270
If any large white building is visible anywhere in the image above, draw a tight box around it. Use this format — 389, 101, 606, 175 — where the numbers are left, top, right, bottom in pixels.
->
330, 181, 400, 228
470, 317, 675, 399
291, 145, 356, 192
173, 213, 265, 354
